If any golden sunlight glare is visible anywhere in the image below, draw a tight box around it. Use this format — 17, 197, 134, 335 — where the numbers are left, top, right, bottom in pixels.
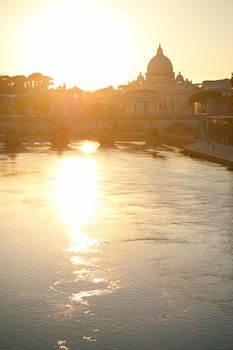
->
22, 1, 132, 89
53, 156, 99, 253
78, 141, 100, 154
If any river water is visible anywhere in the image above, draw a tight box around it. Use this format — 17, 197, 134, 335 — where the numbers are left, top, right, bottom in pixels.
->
0, 141, 233, 350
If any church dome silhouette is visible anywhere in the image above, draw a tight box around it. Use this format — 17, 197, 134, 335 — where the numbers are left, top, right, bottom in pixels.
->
147, 45, 173, 73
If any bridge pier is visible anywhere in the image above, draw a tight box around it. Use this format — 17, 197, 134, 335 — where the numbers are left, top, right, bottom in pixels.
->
97, 127, 116, 147
50, 122, 70, 149
4, 128, 21, 150
146, 128, 161, 147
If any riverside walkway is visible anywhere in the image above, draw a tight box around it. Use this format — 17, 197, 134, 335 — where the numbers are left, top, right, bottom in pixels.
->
184, 140, 233, 168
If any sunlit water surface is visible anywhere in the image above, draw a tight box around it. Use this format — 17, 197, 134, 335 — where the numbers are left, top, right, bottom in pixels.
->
0, 142, 233, 350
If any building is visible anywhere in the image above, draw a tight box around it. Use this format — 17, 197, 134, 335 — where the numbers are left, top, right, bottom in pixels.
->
117, 44, 197, 118
201, 79, 231, 97
91, 45, 233, 118
192, 78, 232, 116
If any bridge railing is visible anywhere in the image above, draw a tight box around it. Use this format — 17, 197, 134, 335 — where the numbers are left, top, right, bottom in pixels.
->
0, 114, 200, 120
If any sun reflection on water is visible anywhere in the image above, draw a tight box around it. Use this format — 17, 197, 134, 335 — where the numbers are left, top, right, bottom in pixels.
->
70, 281, 120, 305
56, 340, 70, 350
52, 144, 120, 315
54, 155, 98, 253
78, 141, 100, 154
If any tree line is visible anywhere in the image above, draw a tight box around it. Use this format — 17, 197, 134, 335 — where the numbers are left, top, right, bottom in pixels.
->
189, 89, 233, 115
0, 72, 120, 117
0, 73, 53, 95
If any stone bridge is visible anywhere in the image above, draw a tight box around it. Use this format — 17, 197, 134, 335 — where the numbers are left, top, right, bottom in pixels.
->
0, 115, 200, 148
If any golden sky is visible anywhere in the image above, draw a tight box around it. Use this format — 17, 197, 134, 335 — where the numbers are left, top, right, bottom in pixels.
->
1, 0, 233, 90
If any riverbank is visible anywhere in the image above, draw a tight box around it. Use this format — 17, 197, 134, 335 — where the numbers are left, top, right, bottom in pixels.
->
184, 140, 233, 168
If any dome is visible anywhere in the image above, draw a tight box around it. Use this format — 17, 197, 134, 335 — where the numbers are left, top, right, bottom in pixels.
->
137, 72, 144, 82
147, 45, 173, 73
176, 71, 184, 83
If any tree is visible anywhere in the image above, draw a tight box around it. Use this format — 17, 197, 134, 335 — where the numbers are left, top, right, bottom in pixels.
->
0, 75, 11, 94
27, 73, 53, 91
39, 75, 53, 90
189, 90, 222, 104
10, 75, 27, 94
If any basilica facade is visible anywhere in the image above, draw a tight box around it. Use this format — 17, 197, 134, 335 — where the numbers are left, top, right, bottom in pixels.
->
117, 45, 197, 117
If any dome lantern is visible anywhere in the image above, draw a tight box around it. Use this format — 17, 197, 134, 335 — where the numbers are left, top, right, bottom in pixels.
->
157, 43, 163, 55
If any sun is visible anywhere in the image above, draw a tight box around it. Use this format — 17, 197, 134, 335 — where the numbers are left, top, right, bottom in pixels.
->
22, 1, 133, 90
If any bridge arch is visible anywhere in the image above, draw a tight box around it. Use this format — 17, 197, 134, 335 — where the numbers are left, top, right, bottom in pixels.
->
18, 122, 51, 141
161, 121, 194, 138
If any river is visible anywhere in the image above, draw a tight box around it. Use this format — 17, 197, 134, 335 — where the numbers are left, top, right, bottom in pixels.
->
0, 141, 233, 350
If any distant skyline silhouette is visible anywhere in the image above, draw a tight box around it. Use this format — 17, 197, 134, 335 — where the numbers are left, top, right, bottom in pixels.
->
1, 0, 233, 90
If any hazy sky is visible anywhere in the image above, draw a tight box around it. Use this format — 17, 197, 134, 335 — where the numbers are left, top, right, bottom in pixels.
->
1, 0, 232, 90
